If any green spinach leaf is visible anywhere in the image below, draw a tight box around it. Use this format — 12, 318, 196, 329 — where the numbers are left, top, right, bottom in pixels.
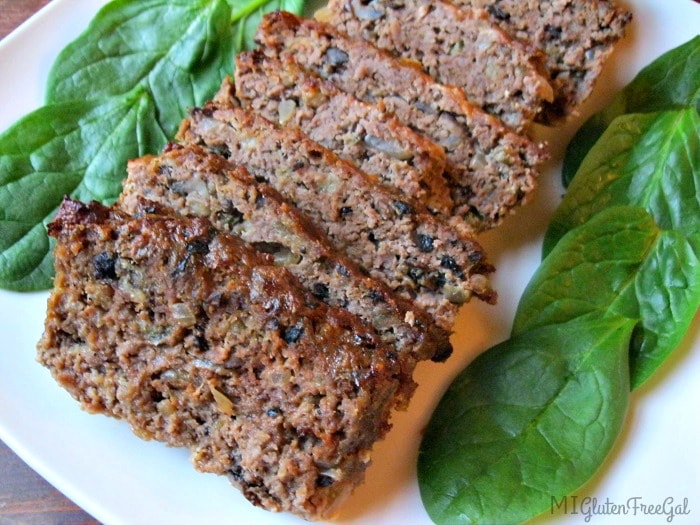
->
544, 108, 700, 257
0, 90, 166, 291
562, 36, 700, 185
518, 206, 700, 389
46, 0, 234, 138
418, 315, 634, 525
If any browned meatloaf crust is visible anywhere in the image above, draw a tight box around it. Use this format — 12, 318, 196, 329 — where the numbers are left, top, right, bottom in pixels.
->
321, 0, 554, 130
38, 198, 405, 520
256, 11, 547, 231
177, 101, 495, 332
119, 144, 453, 400
451, 0, 632, 122
231, 52, 452, 215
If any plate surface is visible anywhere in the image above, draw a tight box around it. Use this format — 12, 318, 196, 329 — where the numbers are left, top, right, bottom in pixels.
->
0, 1, 698, 524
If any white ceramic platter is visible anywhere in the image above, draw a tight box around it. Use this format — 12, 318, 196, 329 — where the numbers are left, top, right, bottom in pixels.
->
0, 1, 698, 524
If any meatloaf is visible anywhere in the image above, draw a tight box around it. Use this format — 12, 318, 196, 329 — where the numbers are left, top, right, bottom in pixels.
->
256, 11, 547, 231
320, 0, 554, 130
231, 52, 452, 215
177, 100, 495, 331
38, 198, 404, 520
450, 0, 632, 122
119, 143, 453, 399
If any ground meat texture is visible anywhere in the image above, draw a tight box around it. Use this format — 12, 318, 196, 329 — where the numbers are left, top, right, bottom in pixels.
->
119, 144, 454, 402
255, 12, 548, 231
177, 102, 496, 332
451, 0, 632, 122
231, 52, 452, 215
38, 199, 404, 520
320, 0, 554, 131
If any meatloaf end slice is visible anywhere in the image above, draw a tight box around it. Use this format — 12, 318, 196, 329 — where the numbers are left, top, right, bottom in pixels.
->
177, 101, 496, 332
256, 11, 548, 231
230, 51, 452, 215
38, 198, 404, 520
450, 0, 632, 122
320, 0, 554, 130
119, 144, 453, 397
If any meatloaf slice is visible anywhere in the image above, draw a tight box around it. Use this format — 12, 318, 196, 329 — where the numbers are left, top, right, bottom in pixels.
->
177, 102, 495, 332
450, 0, 632, 122
38, 198, 403, 520
320, 0, 554, 130
256, 11, 547, 231
231, 52, 452, 215
119, 144, 452, 397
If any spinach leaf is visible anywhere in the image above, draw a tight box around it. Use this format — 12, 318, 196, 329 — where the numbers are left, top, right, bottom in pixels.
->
544, 108, 700, 256
46, 0, 234, 138
0, 90, 166, 291
418, 315, 634, 525
518, 206, 700, 389
562, 36, 700, 185
229, 0, 305, 52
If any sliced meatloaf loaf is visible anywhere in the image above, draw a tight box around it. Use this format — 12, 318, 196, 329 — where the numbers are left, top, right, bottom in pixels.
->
231, 52, 452, 215
320, 0, 553, 130
119, 144, 453, 398
450, 0, 632, 122
256, 11, 547, 231
177, 101, 495, 332
38, 198, 403, 520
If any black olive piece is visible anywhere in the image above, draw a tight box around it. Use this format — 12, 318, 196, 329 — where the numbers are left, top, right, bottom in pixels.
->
187, 239, 210, 255
93, 252, 118, 281
312, 283, 330, 301
368, 232, 380, 248
486, 4, 510, 21
367, 289, 385, 303
316, 475, 335, 487
194, 334, 209, 352
282, 325, 304, 344
336, 263, 351, 277
393, 200, 413, 216
545, 24, 563, 39
416, 233, 435, 253
229, 465, 245, 483
440, 255, 465, 278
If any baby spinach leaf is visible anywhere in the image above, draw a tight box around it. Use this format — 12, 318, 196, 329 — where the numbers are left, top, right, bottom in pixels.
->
229, 0, 305, 52
46, 0, 234, 138
563, 36, 700, 185
518, 206, 700, 389
418, 315, 634, 525
632, 230, 700, 386
0, 89, 166, 291
544, 108, 700, 256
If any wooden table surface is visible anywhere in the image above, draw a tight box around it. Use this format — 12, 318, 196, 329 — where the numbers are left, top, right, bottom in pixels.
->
0, 5, 99, 525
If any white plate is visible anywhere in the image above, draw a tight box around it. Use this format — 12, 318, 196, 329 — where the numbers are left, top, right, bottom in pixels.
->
0, 1, 698, 524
